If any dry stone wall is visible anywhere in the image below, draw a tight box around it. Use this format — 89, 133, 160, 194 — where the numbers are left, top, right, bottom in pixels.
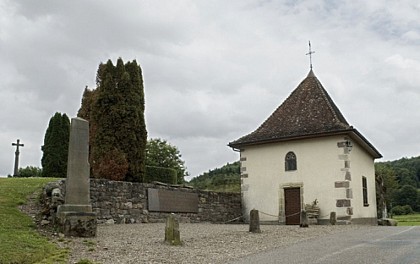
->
41, 179, 242, 225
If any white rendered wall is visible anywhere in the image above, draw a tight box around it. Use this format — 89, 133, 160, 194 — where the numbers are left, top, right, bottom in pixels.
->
348, 142, 377, 220
240, 135, 377, 223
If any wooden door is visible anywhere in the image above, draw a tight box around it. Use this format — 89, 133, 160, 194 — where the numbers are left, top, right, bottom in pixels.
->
284, 188, 301, 225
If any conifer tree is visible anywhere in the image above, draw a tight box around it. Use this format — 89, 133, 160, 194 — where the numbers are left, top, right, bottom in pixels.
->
41, 112, 70, 177
77, 86, 97, 173
78, 58, 147, 182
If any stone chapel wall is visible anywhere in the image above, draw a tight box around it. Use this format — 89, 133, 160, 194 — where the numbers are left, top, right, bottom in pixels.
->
41, 179, 242, 225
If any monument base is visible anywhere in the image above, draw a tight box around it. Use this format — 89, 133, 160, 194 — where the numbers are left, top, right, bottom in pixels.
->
57, 204, 97, 237
57, 204, 92, 215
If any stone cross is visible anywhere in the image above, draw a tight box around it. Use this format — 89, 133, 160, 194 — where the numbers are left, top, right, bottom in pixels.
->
12, 139, 24, 176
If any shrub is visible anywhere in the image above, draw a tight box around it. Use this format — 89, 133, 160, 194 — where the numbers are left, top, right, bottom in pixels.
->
391, 205, 413, 215
93, 149, 128, 181
144, 166, 177, 184
17, 166, 42, 177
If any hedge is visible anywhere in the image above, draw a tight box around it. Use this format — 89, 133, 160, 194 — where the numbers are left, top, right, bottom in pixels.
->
144, 166, 177, 184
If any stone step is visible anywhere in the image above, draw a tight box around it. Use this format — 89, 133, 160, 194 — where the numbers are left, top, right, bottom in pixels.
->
336, 220, 351, 225
337, 215, 351, 221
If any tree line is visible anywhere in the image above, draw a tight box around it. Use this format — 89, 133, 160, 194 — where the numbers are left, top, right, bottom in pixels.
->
15, 58, 187, 184
375, 156, 420, 215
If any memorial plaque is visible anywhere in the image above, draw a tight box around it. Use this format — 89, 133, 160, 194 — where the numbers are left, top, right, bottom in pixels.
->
148, 188, 198, 213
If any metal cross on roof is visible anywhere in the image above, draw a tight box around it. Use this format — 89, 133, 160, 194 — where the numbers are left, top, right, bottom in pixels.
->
306, 41, 315, 69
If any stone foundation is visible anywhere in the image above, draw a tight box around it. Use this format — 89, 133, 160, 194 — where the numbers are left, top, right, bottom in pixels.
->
59, 212, 97, 237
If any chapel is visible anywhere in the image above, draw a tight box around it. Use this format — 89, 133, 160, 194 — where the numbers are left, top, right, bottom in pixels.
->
229, 69, 382, 225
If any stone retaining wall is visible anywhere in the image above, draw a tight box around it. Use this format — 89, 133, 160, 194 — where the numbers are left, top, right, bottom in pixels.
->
41, 179, 242, 225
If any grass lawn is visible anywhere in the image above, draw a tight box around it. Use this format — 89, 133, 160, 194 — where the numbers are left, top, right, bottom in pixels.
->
392, 213, 420, 226
0, 177, 68, 264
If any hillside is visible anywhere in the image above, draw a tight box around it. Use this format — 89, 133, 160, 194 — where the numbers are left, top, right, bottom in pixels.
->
376, 156, 420, 187
189, 161, 240, 193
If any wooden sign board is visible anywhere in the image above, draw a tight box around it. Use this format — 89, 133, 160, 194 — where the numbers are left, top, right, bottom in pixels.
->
148, 188, 198, 213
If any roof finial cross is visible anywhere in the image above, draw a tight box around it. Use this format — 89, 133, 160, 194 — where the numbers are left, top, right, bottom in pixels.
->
306, 41, 315, 70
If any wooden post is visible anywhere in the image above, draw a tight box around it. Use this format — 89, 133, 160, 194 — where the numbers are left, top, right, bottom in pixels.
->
300, 210, 308, 227
249, 209, 261, 233
165, 214, 182, 245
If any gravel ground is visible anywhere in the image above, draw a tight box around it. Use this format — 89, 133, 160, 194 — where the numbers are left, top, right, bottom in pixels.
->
56, 223, 367, 264
20, 189, 368, 264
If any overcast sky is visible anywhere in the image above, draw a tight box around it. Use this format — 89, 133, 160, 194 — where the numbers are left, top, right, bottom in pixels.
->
1, 0, 419, 179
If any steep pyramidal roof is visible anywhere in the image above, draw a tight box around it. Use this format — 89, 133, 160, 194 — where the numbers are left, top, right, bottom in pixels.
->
229, 70, 382, 159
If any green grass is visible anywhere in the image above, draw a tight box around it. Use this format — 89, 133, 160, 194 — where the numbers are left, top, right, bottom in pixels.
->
0, 177, 69, 264
392, 213, 420, 226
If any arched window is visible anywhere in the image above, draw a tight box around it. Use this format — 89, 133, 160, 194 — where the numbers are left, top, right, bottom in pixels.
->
285, 152, 297, 171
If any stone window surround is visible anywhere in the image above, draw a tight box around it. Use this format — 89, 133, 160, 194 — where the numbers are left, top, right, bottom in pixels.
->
285, 151, 297, 171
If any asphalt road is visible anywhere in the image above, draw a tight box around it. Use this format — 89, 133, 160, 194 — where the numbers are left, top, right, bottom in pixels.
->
229, 226, 420, 264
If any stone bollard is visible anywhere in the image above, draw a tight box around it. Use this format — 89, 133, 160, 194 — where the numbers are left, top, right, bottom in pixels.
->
300, 210, 309, 228
165, 214, 182, 245
330, 212, 337, 225
249, 209, 261, 233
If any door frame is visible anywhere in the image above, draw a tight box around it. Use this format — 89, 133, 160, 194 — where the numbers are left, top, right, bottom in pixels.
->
279, 182, 304, 224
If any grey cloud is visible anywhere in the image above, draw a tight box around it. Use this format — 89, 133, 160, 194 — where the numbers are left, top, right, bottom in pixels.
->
1, 0, 419, 177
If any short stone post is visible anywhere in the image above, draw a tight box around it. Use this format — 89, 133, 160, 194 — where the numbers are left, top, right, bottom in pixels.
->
165, 214, 182, 245
57, 117, 97, 237
300, 210, 308, 227
249, 209, 261, 233
330, 212, 337, 225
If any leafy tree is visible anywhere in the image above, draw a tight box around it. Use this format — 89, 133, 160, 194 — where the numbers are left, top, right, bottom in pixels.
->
146, 138, 188, 184
375, 163, 399, 215
417, 191, 420, 212
394, 167, 417, 187
78, 58, 147, 182
376, 156, 420, 188
376, 156, 420, 214
41, 112, 70, 177
16, 166, 42, 177
393, 185, 418, 210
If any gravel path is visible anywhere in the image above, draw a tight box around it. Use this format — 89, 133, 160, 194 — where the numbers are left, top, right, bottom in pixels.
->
20, 189, 368, 264
56, 223, 368, 264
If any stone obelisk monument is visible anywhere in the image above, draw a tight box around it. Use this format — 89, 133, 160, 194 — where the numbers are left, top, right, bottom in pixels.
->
57, 117, 96, 237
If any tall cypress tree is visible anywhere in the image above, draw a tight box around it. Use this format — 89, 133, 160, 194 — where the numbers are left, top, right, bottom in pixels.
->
41, 112, 70, 177
77, 87, 97, 173
78, 58, 147, 182
116, 59, 147, 181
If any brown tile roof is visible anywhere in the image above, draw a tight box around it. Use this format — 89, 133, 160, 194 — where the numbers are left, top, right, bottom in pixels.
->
229, 70, 382, 158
